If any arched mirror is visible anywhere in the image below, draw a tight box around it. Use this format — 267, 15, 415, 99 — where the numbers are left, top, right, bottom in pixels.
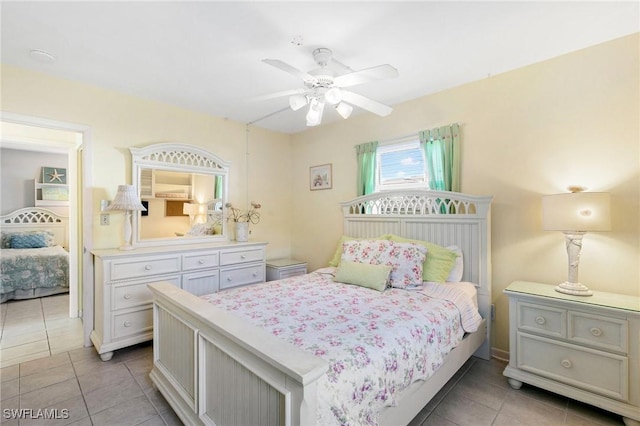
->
130, 143, 229, 247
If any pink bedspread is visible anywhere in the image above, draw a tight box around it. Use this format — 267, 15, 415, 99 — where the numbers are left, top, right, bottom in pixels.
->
202, 269, 476, 425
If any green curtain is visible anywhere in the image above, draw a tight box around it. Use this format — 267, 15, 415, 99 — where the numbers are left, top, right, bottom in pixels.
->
214, 175, 223, 199
355, 141, 378, 196
419, 123, 461, 192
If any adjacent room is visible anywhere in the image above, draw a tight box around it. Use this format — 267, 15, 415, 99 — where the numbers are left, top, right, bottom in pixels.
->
1, 2, 638, 425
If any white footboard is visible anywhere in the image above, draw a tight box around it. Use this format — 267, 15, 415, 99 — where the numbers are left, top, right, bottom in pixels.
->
148, 282, 328, 426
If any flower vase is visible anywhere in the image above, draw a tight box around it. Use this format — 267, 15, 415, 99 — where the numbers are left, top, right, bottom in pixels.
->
235, 222, 249, 242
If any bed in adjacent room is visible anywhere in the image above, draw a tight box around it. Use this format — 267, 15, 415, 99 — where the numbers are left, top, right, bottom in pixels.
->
0, 207, 69, 303
148, 190, 492, 425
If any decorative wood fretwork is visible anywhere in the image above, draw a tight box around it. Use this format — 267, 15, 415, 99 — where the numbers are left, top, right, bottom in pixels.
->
341, 191, 490, 216
1, 208, 63, 224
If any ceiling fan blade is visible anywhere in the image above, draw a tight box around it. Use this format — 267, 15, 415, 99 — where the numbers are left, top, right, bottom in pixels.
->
334, 64, 399, 88
249, 89, 306, 102
262, 59, 317, 84
341, 91, 393, 117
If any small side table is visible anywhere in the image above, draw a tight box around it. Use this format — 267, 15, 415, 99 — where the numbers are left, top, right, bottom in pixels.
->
266, 258, 307, 281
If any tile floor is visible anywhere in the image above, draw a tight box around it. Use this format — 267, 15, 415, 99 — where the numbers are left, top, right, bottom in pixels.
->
0, 295, 84, 368
0, 295, 628, 425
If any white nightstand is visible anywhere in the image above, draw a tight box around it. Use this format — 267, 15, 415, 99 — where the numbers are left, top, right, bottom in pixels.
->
266, 258, 307, 281
503, 281, 640, 426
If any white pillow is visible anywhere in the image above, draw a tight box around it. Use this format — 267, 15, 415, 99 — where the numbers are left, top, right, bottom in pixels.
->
341, 239, 427, 289
446, 245, 464, 282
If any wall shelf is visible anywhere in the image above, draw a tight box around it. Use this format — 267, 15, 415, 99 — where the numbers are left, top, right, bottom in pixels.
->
33, 179, 69, 206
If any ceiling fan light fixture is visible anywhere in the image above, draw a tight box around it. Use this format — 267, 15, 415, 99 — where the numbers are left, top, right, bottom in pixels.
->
324, 87, 342, 105
335, 102, 353, 119
306, 98, 325, 126
289, 94, 308, 111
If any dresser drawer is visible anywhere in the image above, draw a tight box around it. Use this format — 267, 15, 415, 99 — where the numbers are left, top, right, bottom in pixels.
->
220, 248, 264, 266
183, 251, 219, 271
220, 264, 264, 290
517, 302, 566, 338
112, 276, 180, 310
109, 255, 181, 281
112, 308, 153, 339
569, 311, 628, 353
517, 332, 628, 401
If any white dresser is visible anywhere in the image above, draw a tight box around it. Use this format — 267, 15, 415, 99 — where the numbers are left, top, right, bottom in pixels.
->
504, 281, 640, 426
91, 241, 266, 361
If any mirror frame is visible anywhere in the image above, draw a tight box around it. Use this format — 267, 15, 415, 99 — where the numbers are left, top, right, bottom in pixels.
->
130, 142, 230, 247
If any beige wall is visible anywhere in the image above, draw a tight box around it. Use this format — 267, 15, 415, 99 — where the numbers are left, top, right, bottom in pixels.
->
0, 65, 294, 257
290, 34, 640, 353
1, 34, 638, 355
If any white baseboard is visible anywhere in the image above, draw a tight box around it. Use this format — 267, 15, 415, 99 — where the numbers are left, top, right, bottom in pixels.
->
490, 347, 509, 362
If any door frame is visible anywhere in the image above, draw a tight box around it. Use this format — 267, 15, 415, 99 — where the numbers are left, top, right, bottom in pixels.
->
1, 112, 94, 347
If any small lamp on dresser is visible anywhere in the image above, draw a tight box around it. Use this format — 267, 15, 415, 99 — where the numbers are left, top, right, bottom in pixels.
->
106, 184, 147, 251
542, 187, 611, 296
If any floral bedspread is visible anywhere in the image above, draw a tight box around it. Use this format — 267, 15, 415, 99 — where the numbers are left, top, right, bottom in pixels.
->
202, 269, 476, 425
1, 245, 69, 296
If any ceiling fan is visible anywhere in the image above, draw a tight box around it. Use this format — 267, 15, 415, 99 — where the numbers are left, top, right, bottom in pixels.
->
255, 48, 399, 127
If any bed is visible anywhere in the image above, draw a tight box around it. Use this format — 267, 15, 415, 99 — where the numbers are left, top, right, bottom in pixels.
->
0, 207, 69, 303
148, 190, 492, 425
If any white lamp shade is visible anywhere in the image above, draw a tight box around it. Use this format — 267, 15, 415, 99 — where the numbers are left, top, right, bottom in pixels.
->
183, 203, 198, 215
306, 98, 325, 126
335, 102, 353, 119
106, 185, 146, 212
542, 192, 610, 232
324, 87, 342, 105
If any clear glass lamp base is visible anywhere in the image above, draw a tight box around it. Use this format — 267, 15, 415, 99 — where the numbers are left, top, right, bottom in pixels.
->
555, 281, 593, 296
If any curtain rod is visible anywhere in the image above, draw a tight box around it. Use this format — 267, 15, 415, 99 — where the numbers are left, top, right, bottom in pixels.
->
379, 122, 462, 146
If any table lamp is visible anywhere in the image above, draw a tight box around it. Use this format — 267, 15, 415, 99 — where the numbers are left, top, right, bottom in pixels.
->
542, 188, 610, 296
106, 185, 147, 250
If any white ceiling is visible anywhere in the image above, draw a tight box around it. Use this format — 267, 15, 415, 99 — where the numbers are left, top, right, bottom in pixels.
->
2, 1, 638, 134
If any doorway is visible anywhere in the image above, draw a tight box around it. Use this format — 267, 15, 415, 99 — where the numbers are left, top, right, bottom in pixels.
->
1, 112, 93, 347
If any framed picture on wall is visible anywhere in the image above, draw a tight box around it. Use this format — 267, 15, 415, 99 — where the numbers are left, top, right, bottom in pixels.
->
41, 167, 67, 184
309, 164, 332, 190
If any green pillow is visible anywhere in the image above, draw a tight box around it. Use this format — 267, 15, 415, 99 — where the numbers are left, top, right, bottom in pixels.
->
334, 260, 392, 292
388, 235, 458, 283
328, 234, 391, 267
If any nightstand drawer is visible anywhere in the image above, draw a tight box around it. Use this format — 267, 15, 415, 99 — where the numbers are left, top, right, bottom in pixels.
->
569, 311, 628, 353
518, 302, 566, 338
113, 308, 153, 339
517, 332, 628, 401
183, 251, 219, 271
220, 264, 264, 290
109, 255, 181, 281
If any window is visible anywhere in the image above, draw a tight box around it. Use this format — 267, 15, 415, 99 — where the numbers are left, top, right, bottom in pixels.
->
376, 140, 427, 191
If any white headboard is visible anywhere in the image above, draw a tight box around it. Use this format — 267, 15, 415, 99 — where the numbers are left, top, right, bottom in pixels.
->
0, 207, 69, 249
340, 190, 492, 358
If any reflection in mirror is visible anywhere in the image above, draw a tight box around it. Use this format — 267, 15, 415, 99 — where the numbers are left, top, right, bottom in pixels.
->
130, 143, 230, 247
139, 169, 223, 239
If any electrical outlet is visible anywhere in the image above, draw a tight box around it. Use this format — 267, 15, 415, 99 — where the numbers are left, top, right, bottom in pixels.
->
100, 214, 110, 226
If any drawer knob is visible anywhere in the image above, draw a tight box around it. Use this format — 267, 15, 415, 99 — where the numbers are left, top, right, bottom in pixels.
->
144, 265, 152, 271
123, 294, 132, 300
252, 272, 257, 277
198, 259, 205, 264
227, 277, 232, 281
590, 327, 603, 337
123, 321, 132, 327
535, 316, 546, 325
241, 255, 246, 259
561, 359, 572, 369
